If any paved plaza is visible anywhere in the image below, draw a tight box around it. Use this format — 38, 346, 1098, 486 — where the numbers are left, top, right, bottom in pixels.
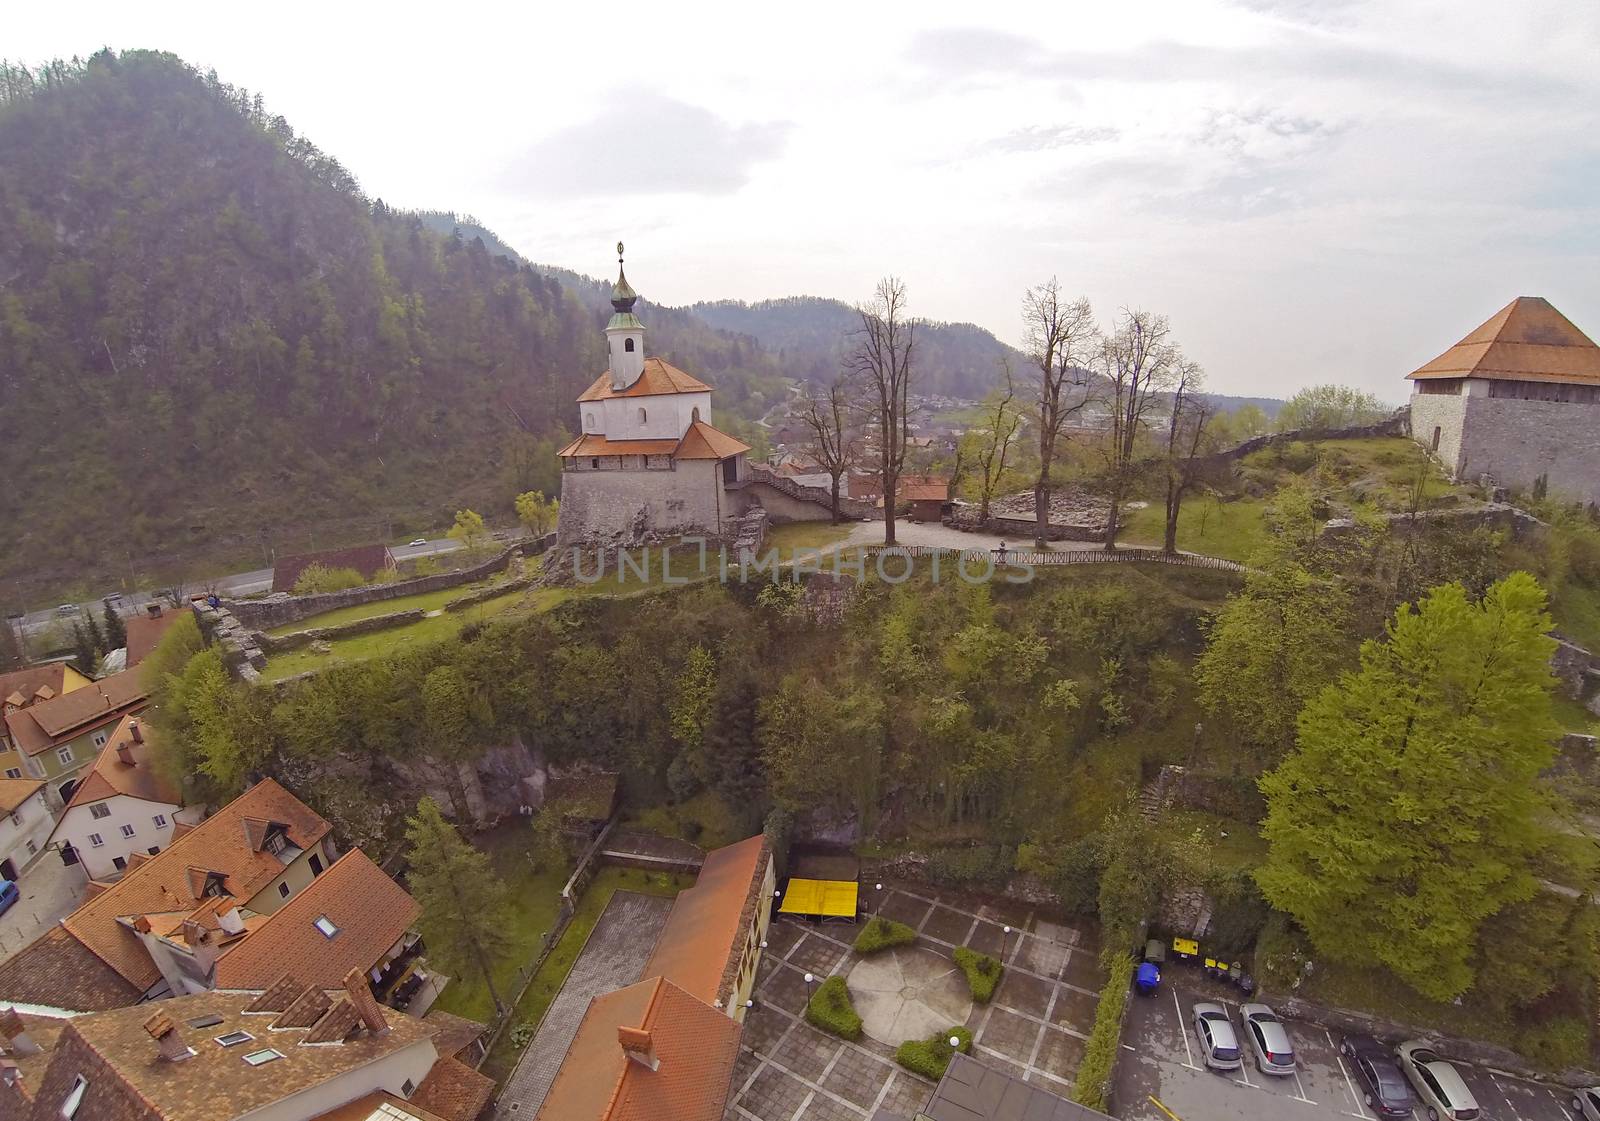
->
724, 880, 1104, 1121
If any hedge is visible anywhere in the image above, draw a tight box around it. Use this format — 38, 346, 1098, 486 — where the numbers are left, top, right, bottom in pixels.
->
894, 1025, 973, 1080
1070, 952, 1135, 1113
952, 946, 1003, 1003
854, 916, 918, 954
805, 976, 862, 1041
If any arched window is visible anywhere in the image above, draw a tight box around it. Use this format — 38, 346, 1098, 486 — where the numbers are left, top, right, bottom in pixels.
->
691, 406, 701, 422
624, 338, 635, 353
638, 407, 648, 424
585, 412, 596, 429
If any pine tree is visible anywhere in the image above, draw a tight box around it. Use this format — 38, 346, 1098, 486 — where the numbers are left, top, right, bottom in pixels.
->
1255, 572, 1560, 1001
83, 610, 106, 655
102, 601, 128, 651
71, 622, 97, 677
404, 797, 513, 1017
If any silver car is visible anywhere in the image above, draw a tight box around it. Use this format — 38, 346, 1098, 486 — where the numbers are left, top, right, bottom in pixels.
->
1192, 1002, 1243, 1071
1240, 1002, 1296, 1075
1574, 1085, 1600, 1121
1395, 1040, 1481, 1121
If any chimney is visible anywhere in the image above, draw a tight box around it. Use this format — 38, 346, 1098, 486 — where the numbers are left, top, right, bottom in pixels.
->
180, 919, 206, 947
341, 967, 388, 1035
0, 1009, 40, 1057
618, 1025, 658, 1071
116, 741, 135, 766
143, 1011, 193, 1063
129, 720, 143, 744
218, 906, 245, 936
0, 1058, 18, 1089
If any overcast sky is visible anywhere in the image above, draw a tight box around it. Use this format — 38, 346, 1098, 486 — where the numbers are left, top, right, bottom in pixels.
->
12, 0, 1600, 400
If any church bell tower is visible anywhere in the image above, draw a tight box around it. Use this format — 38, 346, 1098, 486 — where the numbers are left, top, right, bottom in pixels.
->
605, 241, 646, 390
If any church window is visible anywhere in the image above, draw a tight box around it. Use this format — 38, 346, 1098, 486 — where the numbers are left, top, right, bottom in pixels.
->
624, 338, 635, 353
638, 408, 647, 424
590, 458, 600, 470
691, 407, 701, 422
1431, 426, 1441, 451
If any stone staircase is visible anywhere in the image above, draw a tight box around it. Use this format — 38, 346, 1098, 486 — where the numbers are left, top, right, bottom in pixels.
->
728, 466, 877, 520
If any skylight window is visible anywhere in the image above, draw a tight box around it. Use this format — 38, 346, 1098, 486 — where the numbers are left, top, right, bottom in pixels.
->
314, 915, 339, 938
60, 1074, 87, 1118
185, 1014, 224, 1029
214, 1031, 254, 1047
242, 1048, 283, 1066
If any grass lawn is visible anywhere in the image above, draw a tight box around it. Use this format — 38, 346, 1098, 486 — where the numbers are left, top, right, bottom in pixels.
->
429, 822, 569, 1024
1166, 810, 1267, 870
266, 580, 508, 636
765, 521, 855, 552
620, 791, 748, 850
480, 866, 694, 1084
1116, 496, 1271, 563
257, 589, 527, 681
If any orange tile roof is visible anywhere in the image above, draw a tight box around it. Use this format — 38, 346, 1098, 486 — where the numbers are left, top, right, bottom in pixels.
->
0, 776, 43, 816
673, 420, 751, 461
576, 358, 713, 402
212, 849, 419, 990
62, 778, 331, 992
409, 1054, 496, 1121
310, 1090, 451, 1121
902, 481, 950, 501
0, 664, 78, 709
534, 977, 741, 1121
558, 434, 681, 458
0, 924, 144, 1011
123, 609, 182, 667
421, 1009, 488, 1061
5, 667, 149, 756
641, 834, 767, 1005
57, 716, 180, 814
1409, 296, 1600, 385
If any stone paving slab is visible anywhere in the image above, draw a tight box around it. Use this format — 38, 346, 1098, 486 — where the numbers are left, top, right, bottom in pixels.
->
495, 891, 673, 1119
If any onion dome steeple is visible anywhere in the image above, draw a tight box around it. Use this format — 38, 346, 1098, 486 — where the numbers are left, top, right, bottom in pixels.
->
605, 241, 647, 389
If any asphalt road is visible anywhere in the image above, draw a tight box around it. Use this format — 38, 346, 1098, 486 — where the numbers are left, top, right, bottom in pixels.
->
10, 537, 465, 637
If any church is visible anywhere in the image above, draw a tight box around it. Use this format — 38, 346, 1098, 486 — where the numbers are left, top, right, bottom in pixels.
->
555, 248, 755, 546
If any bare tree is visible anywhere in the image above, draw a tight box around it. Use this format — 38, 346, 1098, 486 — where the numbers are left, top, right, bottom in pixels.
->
847, 277, 915, 545
796, 377, 861, 524
963, 359, 1025, 524
1102, 309, 1182, 550
1022, 280, 1098, 549
1160, 360, 1216, 555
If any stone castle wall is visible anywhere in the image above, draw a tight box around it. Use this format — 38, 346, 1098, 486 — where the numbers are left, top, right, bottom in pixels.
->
556, 460, 730, 545
1413, 392, 1600, 503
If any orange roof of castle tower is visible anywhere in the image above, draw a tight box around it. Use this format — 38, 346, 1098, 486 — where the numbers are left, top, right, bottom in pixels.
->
1409, 296, 1600, 386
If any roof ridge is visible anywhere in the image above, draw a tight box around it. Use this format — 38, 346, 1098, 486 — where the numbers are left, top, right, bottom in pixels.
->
599, 977, 665, 1119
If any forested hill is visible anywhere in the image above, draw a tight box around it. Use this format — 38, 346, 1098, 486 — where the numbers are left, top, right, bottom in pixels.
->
691, 297, 1028, 399
0, 52, 780, 598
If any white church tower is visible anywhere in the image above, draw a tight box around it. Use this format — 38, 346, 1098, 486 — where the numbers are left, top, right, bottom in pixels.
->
605, 242, 647, 390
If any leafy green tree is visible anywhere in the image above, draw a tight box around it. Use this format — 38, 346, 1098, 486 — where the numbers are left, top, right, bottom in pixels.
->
405, 797, 513, 1016
1255, 573, 1560, 1000
759, 675, 884, 820
102, 601, 127, 651
140, 612, 204, 690
1275, 384, 1388, 432
666, 645, 716, 798
292, 564, 366, 595
447, 509, 488, 554
71, 622, 97, 677
513, 490, 559, 538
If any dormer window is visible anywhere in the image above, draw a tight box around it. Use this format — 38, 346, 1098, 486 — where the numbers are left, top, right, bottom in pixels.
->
624, 338, 635, 353
60, 1074, 88, 1118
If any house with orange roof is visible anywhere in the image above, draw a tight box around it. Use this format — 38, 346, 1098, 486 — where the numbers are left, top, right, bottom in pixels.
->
535, 834, 773, 1121
0, 776, 51, 883
0, 777, 337, 1009
0, 662, 93, 791
47, 715, 203, 880
0, 972, 492, 1121
1409, 296, 1600, 502
2, 666, 149, 808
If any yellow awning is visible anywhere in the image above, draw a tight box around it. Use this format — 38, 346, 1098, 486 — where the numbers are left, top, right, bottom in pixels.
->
778, 878, 858, 918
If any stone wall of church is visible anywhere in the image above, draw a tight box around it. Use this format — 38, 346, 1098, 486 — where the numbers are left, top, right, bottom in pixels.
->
1413, 390, 1600, 502
556, 461, 732, 545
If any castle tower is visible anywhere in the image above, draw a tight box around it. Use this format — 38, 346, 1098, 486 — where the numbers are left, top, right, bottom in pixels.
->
606, 242, 646, 390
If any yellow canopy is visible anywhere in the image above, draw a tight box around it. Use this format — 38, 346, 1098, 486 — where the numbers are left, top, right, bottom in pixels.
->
778, 878, 859, 918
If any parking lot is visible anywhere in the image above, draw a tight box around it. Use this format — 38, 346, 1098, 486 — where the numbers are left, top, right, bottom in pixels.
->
1114, 980, 1578, 1121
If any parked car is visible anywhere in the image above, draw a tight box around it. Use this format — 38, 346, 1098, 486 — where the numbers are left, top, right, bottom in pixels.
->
1192, 1002, 1243, 1071
1240, 1003, 1296, 1074
1340, 1033, 1415, 1118
1573, 1086, 1600, 1121
408, 538, 427, 547
1396, 1040, 1481, 1121
0, 879, 18, 917
55, 603, 77, 616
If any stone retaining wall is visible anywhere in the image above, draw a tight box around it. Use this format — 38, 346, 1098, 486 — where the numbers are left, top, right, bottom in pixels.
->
258, 609, 428, 653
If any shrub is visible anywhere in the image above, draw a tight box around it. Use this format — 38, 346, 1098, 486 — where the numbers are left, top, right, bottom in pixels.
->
1070, 952, 1135, 1112
854, 916, 917, 955
805, 976, 862, 1041
894, 1025, 972, 1080
1205, 869, 1271, 958
1516, 1014, 1590, 1071
1252, 910, 1312, 992
509, 1021, 536, 1048
925, 844, 1016, 888
292, 564, 367, 595
952, 946, 1003, 1003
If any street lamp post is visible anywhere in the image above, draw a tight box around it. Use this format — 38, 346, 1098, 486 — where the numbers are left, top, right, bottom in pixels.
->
804, 972, 816, 1003
1002, 924, 1011, 964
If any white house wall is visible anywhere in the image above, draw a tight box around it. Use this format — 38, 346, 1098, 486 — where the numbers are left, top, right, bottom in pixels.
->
597, 391, 711, 442
56, 796, 199, 880
0, 788, 55, 877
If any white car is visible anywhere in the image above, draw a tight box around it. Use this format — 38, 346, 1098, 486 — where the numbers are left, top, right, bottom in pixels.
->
1574, 1086, 1600, 1121
1395, 1040, 1481, 1121
408, 538, 428, 547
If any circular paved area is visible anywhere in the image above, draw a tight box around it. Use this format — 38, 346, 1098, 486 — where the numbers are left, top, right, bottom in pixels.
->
846, 944, 973, 1045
